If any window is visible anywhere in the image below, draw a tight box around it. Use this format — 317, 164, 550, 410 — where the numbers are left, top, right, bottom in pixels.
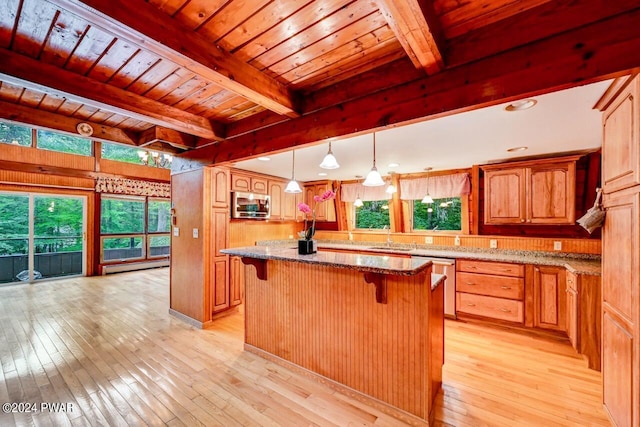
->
101, 196, 145, 234
36, 130, 92, 156
102, 142, 145, 165
355, 200, 390, 229
413, 197, 462, 231
148, 199, 171, 233
0, 122, 31, 146
99, 196, 170, 263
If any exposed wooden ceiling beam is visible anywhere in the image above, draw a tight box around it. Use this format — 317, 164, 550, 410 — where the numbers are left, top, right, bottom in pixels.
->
48, 0, 300, 118
0, 48, 224, 141
375, 0, 445, 74
446, 0, 640, 67
0, 99, 137, 146
138, 127, 196, 150
179, 9, 640, 167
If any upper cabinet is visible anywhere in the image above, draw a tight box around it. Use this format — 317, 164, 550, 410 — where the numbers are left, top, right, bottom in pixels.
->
231, 172, 268, 194
600, 76, 640, 193
304, 182, 336, 222
482, 156, 578, 225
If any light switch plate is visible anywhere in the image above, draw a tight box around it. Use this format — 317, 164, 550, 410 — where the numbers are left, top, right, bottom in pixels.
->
425, 236, 434, 244
554, 241, 562, 251
489, 239, 498, 249
192, 228, 199, 238
173, 227, 179, 237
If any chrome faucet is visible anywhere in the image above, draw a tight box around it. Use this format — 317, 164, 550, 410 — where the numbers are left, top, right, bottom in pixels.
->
384, 225, 392, 246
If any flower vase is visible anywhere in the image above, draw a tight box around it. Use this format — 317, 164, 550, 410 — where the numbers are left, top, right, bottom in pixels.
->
298, 239, 317, 255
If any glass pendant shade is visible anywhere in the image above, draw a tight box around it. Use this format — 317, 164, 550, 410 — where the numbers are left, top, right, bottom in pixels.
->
284, 150, 302, 194
386, 183, 397, 194
319, 142, 340, 169
285, 179, 302, 193
362, 133, 384, 187
354, 197, 364, 207
421, 194, 434, 204
363, 167, 384, 186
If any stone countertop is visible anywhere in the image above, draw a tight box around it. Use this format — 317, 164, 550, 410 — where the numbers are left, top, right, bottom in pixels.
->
431, 273, 445, 291
254, 240, 601, 276
220, 245, 433, 276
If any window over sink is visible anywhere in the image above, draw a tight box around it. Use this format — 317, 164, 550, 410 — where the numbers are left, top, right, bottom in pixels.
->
412, 197, 462, 231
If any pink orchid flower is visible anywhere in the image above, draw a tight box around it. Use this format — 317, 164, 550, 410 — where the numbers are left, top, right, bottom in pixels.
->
297, 202, 312, 214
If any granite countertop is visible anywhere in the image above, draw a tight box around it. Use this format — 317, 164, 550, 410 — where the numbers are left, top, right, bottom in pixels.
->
254, 240, 602, 276
220, 245, 433, 276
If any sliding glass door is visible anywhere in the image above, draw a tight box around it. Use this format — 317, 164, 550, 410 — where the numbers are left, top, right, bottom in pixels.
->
0, 192, 85, 285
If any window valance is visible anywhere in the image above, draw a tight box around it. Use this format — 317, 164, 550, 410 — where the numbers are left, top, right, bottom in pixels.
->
341, 183, 391, 202
399, 173, 470, 200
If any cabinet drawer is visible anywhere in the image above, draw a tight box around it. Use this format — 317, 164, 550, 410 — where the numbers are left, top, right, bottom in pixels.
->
456, 292, 524, 323
456, 272, 524, 300
457, 259, 524, 277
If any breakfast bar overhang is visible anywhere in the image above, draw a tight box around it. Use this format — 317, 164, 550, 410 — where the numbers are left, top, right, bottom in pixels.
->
221, 246, 445, 426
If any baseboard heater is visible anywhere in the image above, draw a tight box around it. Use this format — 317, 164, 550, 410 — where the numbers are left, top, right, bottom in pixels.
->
102, 259, 169, 275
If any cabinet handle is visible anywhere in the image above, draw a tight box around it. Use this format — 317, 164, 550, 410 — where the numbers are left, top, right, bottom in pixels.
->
465, 282, 476, 285
527, 219, 532, 223
500, 308, 511, 313
520, 219, 525, 223
500, 286, 512, 290
466, 303, 476, 307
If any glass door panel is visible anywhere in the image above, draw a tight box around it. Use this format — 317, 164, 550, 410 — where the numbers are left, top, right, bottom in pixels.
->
0, 193, 29, 284
33, 196, 84, 280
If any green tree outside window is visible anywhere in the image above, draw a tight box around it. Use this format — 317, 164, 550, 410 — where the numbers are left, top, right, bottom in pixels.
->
413, 198, 462, 231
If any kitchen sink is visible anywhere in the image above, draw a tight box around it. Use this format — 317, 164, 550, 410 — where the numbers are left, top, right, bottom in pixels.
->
368, 246, 413, 252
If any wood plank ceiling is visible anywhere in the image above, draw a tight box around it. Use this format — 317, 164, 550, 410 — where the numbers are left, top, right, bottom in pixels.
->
0, 0, 639, 163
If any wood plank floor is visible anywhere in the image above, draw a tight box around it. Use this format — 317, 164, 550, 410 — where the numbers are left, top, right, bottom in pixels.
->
0, 269, 610, 426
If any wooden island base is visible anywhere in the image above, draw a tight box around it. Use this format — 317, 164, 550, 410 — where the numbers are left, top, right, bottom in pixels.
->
233, 252, 444, 426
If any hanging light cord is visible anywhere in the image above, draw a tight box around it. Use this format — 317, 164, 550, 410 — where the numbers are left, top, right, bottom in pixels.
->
372, 133, 377, 168
291, 150, 296, 179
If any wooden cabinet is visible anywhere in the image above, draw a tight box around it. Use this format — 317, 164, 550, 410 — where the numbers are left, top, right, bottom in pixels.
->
601, 76, 640, 193
533, 265, 566, 332
483, 157, 577, 225
597, 74, 640, 427
283, 190, 302, 220
566, 271, 578, 349
230, 256, 244, 307
231, 171, 268, 194
304, 182, 336, 222
456, 260, 525, 324
169, 166, 233, 325
602, 188, 638, 426
268, 180, 284, 219
566, 270, 602, 370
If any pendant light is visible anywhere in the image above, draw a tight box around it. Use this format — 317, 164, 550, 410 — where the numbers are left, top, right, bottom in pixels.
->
363, 133, 385, 186
284, 150, 302, 193
354, 175, 364, 207
421, 167, 434, 204
385, 172, 397, 194
319, 141, 340, 169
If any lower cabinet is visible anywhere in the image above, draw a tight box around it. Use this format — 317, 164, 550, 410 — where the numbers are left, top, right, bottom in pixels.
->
230, 256, 244, 307
533, 265, 566, 332
456, 260, 525, 324
566, 271, 578, 348
566, 270, 602, 370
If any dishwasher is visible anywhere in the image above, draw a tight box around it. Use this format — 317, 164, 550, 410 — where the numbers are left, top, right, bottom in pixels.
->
412, 256, 456, 318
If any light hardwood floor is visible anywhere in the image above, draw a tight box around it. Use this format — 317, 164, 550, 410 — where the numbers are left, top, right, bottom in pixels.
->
0, 269, 609, 426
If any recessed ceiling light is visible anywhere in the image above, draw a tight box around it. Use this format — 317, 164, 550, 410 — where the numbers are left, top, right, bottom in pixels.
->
505, 99, 537, 111
388, 162, 400, 168
507, 146, 528, 152
318, 172, 328, 176
257, 156, 270, 161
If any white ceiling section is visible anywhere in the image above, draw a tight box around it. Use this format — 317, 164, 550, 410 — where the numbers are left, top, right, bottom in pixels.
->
233, 80, 612, 182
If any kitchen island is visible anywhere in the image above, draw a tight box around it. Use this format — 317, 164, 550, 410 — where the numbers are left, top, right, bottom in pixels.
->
221, 245, 444, 426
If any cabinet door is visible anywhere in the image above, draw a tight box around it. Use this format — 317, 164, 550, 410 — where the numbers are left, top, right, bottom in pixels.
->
602, 77, 640, 193
527, 163, 575, 224
230, 256, 244, 307
602, 189, 638, 425
210, 167, 229, 208
484, 168, 526, 224
269, 181, 283, 219
212, 258, 229, 312
283, 190, 299, 220
231, 173, 251, 192
565, 271, 578, 350
533, 265, 566, 332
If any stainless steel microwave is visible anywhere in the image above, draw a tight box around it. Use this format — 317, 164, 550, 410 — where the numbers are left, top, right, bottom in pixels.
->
232, 191, 270, 219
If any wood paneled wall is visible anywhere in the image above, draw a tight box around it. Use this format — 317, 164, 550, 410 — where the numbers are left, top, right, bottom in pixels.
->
315, 230, 601, 255
244, 260, 437, 423
229, 220, 303, 247
0, 144, 95, 170
100, 159, 170, 181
